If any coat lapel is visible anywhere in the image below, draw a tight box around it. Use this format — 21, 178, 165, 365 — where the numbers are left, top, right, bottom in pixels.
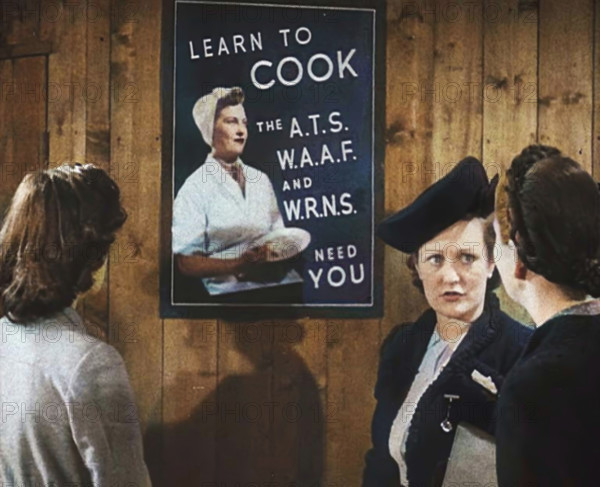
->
384, 309, 437, 400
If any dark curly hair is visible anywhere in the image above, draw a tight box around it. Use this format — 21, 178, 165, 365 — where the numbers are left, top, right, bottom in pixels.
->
0, 164, 127, 323
498, 144, 600, 298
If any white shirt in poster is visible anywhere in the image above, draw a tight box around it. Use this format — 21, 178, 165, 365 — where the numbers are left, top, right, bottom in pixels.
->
172, 154, 301, 295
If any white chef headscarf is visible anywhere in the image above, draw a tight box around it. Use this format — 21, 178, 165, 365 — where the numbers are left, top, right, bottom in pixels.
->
192, 86, 243, 147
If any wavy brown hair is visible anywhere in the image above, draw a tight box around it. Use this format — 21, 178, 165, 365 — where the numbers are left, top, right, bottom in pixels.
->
0, 164, 127, 323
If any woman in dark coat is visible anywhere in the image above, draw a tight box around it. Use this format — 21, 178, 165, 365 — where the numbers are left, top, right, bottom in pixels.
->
493, 145, 600, 486
363, 157, 532, 487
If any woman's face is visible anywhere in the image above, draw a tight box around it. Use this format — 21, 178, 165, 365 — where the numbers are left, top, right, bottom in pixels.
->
212, 104, 248, 162
416, 218, 494, 324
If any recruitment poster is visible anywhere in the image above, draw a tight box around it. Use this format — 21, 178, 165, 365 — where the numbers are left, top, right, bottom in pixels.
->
161, 0, 384, 316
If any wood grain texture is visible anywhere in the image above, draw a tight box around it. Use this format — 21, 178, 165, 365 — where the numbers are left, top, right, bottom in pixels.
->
538, 0, 594, 168
79, 0, 111, 335
483, 0, 537, 167
215, 320, 276, 484
593, 0, 600, 180
162, 319, 218, 486
0, 3, 598, 486
0, 41, 52, 59
482, 0, 536, 325
0, 59, 16, 214
431, 0, 484, 165
381, 0, 433, 334
85, 0, 110, 172
108, 0, 163, 479
2, 0, 41, 47
41, 0, 87, 165
271, 319, 326, 485
11, 55, 47, 179
0, 56, 46, 216
325, 319, 379, 485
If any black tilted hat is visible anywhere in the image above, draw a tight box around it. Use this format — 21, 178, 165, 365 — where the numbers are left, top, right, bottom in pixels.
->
377, 157, 498, 253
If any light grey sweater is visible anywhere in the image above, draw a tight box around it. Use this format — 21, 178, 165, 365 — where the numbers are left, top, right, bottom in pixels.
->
0, 307, 151, 486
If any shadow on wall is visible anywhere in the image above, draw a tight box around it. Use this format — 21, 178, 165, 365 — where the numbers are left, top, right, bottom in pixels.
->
147, 321, 324, 487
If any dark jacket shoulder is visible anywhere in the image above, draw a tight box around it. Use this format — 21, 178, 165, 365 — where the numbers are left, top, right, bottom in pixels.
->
497, 312, 600, 487
375, 310, 437, 399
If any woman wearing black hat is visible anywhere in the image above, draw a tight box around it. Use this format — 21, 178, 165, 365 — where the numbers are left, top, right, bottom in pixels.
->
363, 157, 532, 487
493, 145, 600, 486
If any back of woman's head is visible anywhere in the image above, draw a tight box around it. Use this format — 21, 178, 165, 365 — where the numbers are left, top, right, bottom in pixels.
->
0, 164, 127, 322
502, 145, 600, 297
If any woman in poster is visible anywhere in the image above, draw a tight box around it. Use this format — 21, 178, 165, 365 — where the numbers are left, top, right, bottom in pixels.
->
172, 86, 303, 298
0, 164, 150, 486
363, 157, 532, 487
493, 145, 600, 486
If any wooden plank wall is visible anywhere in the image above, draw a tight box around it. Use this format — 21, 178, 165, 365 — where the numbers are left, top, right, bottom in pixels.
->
0, 0, 597, 485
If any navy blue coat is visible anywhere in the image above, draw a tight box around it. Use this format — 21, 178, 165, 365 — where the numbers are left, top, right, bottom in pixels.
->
363, 296, 532, 487
496, 310, 600, 487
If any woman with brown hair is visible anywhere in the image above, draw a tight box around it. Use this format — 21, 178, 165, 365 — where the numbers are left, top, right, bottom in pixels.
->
494, 145, 600, 486
0, 164, 151, 486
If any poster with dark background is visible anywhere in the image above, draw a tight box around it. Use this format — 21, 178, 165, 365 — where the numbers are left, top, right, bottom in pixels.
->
162, 0, 384, 316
